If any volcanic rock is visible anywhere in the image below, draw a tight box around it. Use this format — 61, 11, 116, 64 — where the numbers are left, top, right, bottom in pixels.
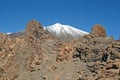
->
0, 20, 120, 80
25, 20, 46, 38
91, 24, 106, 37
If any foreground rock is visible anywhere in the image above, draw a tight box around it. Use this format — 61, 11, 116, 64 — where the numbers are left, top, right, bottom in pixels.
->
0, 20, 59, 80
0, 20, 120, 80
57, 25, 120, 79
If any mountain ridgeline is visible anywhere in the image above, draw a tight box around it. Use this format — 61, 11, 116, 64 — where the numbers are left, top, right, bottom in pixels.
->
9, 22, 88, 42
0, 20, 120, 80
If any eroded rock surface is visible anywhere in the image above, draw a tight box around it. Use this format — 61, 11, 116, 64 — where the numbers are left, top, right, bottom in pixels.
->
91, 24, 106, 37
0, 20, 120, 80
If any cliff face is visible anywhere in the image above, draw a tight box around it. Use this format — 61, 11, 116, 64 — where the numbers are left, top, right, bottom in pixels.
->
0, 20, 120, 80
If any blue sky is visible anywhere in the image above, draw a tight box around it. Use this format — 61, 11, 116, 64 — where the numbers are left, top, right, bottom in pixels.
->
0, 0, 120, 39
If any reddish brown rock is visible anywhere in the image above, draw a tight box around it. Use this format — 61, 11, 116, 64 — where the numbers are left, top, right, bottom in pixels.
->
57, 42, 75, 61
91, 24, 106, 37
25, 20, 45, 37
0, 20, 120, 80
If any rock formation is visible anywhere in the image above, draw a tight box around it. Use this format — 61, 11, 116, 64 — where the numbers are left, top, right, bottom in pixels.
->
0, 20, 120, 80
25, 20, 47, 37
91, 24, 106, 37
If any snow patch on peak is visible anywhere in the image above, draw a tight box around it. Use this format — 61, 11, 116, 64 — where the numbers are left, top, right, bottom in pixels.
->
6, 23, 89, 41
6, 32, 12, 35
44, 23, 89, 35
46, 23, 64, 33
44, 23, 89, 41
54, 23, 62, 26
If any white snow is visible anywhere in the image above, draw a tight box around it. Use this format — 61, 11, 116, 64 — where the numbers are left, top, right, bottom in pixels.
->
6, 23, 89, 39
44, 23, 89, 37
6, 32, 12, 35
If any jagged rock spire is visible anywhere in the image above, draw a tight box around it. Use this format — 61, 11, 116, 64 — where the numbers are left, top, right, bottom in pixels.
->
91, 24, 106, 37
25, 20, 45, 37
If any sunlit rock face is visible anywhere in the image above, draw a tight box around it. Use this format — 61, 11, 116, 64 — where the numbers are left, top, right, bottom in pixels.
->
91, 24, 106, 37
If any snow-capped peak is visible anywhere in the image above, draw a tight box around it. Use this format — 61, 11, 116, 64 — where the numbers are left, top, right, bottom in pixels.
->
45, 23, 64, 33
44, 23, 89, 41
7, 23, 89, 41
6, 32, 12, 35
44, 23, 88, 36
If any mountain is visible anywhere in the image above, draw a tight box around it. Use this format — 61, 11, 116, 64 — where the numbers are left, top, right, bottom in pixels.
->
44, 23, 88, 41
8, 23, 88, 41
8, 30, 25, 38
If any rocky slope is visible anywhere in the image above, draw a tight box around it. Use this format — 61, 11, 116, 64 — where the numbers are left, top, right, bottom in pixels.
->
0, 20, 120, 80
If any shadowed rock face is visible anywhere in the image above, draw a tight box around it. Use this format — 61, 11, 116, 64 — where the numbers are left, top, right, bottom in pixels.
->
91, 24, 106, 37
0, 20, 120, 80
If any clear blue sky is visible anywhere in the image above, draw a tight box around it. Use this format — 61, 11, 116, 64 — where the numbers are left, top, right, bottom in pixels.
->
0, 0, 120, 39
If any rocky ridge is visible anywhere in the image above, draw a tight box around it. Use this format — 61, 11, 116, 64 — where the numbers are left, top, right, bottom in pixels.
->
0, 20, 120, 80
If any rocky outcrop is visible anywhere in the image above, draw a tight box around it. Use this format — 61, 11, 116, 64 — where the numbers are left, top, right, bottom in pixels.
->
56, 41, 76, 61
57, 33, 120, 79
0, 20, 59, 80
91, 24, 106, 37
0, 20, 120, 80
25, 20, 47, 38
